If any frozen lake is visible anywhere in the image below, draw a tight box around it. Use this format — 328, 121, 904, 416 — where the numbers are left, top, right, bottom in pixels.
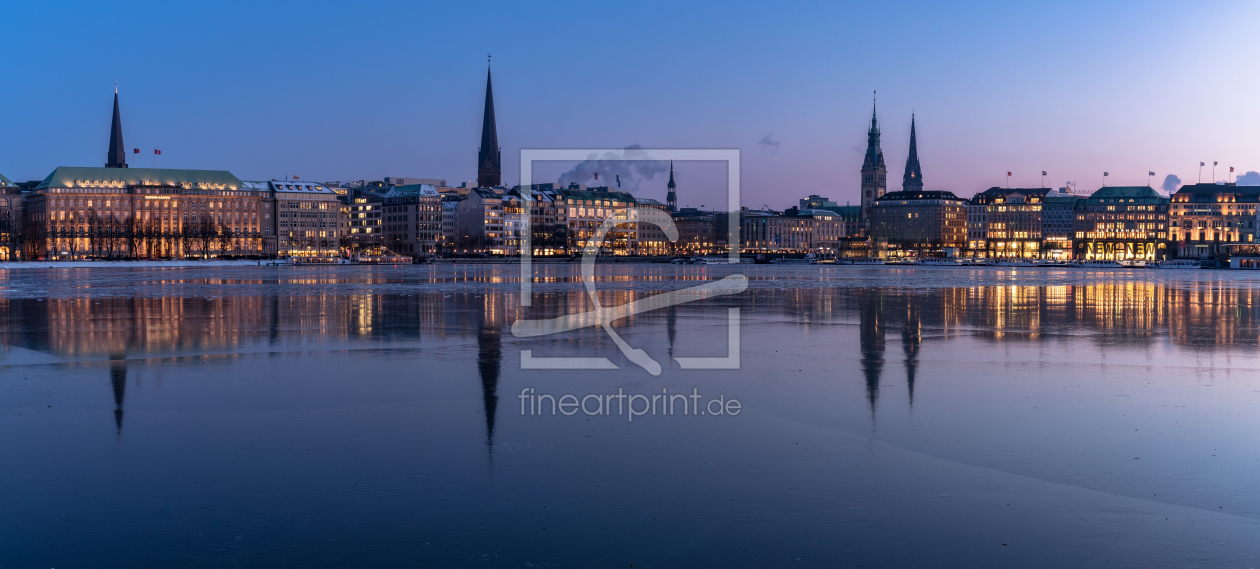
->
2, 264, 1259, 567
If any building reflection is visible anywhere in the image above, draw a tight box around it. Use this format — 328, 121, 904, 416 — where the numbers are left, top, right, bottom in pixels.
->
477, 295, 502, 455
900, 300, 921, 408
857, 288, 885, 417
110, 356, 126, 436
2, 278, 1259, 440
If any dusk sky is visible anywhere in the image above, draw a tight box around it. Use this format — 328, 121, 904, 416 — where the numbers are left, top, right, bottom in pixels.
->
2, 0, 1258, 209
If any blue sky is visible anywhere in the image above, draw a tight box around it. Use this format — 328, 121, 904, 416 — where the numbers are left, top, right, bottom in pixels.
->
1, 0, 1257, 209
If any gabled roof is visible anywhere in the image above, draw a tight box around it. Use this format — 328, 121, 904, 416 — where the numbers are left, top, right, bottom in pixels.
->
242, 180, 335, 195
37, 166, 242, 191
0, 172, 13, 187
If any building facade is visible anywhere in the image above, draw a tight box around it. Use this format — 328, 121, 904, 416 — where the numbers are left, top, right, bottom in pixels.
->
241, 180, 341, 258
1168, 183, 1260, 258
454, 188, 504, 253
966, 187, 1052, 259
0, 173, 21, 260
870, 190, 968, 252
382, 184, 442, 257
23, 166, 265, 259
1072, 186, 1169, 261
344, 189, 384, 252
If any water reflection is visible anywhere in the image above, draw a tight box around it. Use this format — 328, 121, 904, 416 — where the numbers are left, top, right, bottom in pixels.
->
478, 295, 502, 455
109, 355, 126, 436
4, 278, 1260, 437
858, 289, 884, 418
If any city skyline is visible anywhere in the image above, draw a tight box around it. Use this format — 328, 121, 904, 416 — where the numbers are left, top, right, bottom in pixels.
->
2, 0, 1259, 210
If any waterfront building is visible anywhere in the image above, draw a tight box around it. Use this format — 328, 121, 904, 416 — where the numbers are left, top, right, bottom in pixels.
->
739, 209, 831, 254
859, 101, 887, 223
455, 187, 504, 253
382, 184, 442, 257
1041, 190, 1081, 260
801, 194, 863, 237
502, 192, 524, 256
510, 185, 566, 256
1168, 183, 1260, 258
344, 189, 384, 252
966, 187, 1051, 258
557, 186, 638, 254
477, 67, 502, 188
635, 198, 671, 255
241, 180, 341, 258
0, 173, 21, 260
870, 190, 968, 253
1072, 186, 1169, 261
673, 208, 717, 254
801, 209, 846, 254
24, 167, 264, 259
440, 198, 459, 253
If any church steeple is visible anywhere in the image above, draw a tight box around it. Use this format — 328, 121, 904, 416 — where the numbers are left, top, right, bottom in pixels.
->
666, 160, 677, 212
859, 92, 887, 223
106, 86, 128, 169
477, 64, 501, 188
902, 113, 923, 192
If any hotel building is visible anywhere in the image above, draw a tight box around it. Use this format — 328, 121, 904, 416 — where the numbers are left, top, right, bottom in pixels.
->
1168, 182, 1260, 258
1072, 186, 1169, 261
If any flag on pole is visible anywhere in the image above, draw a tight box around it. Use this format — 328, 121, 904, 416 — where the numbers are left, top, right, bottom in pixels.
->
616, 174, 620, 188
133, 148, 139, 154
293, 175, 299, 180
1231, 167, 1235, 172
1201, 162, 1205, 166
1007, 171, 1011, 176
1104, 172, 1109, 176
1041, 171, 1047, 176
594, 172, 598, 180
154, 149, 161, 155
1149, 171, 1155, 176
1214, 161, 1218, 166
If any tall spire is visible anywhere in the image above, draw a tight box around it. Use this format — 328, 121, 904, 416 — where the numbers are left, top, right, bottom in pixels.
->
477, 63, 501, 188
666, 160, 677, 212
902, 113, 923, 192
859, 91, 887, 223
106, 86, 128, 169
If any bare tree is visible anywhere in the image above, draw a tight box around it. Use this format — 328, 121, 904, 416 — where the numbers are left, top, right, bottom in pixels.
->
196, 218, 216, 258
217, 223, 234, 257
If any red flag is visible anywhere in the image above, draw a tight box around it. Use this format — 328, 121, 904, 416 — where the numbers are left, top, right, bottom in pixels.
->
1231, 166, 1235, 172
1007, 171, 1011, 176
293, 175, 299, 180
154, 149, 162, 155
594, 173, 599, 180
133, 148, 139, 154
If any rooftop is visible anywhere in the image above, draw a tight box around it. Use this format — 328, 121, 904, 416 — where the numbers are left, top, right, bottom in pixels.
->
241, 180, 335, 194
385, 184, 439, 198
876, 190, 964, 202
1086, 186, 1164, 200
0, 173, 13, 187
37, 166, 243, 191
